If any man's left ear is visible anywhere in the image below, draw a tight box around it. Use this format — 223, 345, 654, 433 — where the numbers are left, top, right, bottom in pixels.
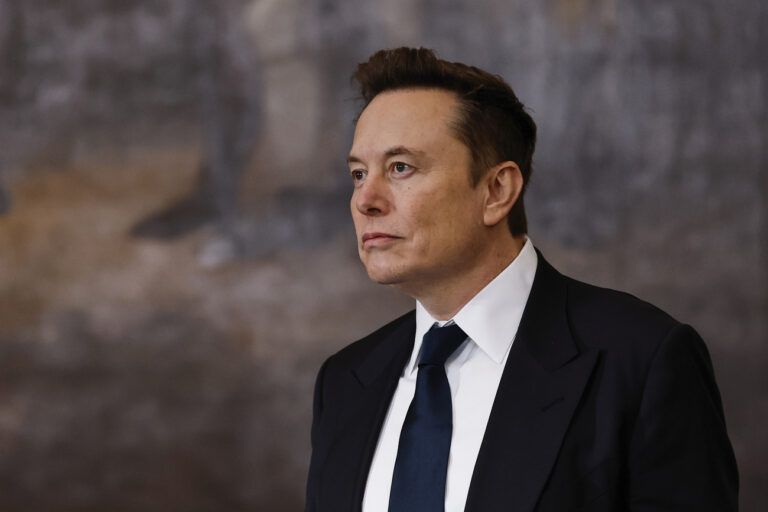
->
482, 160, 523, 227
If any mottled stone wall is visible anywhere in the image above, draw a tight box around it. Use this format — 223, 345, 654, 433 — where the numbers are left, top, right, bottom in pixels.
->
0, 0, 765, 510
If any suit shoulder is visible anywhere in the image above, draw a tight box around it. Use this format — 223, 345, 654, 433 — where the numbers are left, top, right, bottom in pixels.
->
564, 276, 682, 351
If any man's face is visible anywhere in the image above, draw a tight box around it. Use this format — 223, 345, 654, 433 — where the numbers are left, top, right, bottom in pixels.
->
348, 88, 488, 294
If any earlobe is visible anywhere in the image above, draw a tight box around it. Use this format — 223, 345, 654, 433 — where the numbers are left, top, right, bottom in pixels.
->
483, 161, 523, 227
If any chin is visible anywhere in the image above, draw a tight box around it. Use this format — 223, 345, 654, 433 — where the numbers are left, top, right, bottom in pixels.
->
363, 261, 408, 286
366, 268, 402, 285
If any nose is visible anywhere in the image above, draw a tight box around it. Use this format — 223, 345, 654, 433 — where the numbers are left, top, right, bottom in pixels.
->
353, 172, 390, 216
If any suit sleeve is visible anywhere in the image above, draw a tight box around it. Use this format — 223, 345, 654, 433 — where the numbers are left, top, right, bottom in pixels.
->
628, 324, 739, 511
305, 358, 329, 512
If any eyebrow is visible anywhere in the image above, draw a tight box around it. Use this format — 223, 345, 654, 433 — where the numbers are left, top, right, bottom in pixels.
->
347, 145, 425, 166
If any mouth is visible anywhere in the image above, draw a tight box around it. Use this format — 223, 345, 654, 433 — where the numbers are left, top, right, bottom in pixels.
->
361, 232, 402, 248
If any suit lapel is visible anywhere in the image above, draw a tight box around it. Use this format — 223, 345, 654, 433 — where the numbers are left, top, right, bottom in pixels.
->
327, 313, 415, 511
464, 254, 599, 512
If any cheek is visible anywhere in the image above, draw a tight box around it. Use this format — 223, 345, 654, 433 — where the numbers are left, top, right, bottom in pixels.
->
407, 197, 451, 249
425, 194, 481, 246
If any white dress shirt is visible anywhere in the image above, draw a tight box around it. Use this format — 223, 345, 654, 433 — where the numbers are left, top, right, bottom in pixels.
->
362, 238, 538, 512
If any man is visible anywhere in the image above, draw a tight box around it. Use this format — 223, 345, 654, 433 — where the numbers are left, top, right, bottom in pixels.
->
305, 47, 738, 512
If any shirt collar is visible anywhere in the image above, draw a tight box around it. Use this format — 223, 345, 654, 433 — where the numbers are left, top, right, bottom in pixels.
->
410, 237, 538, 375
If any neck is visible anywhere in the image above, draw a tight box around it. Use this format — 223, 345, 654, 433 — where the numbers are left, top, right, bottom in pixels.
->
406, 235, 526, 321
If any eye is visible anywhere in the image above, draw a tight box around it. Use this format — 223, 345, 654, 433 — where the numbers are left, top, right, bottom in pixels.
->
392, 162, 413, 174
351, 169, 366, 181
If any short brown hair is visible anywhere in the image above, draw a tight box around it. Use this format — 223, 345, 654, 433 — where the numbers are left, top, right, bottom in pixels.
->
352, 47, 537, 236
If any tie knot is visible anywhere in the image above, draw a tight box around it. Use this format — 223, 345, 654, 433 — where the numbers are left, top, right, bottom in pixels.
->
419, 323, 467, 366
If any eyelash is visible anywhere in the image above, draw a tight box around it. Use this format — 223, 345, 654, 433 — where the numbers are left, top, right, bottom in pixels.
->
350, 162, 413, 182
392, 162, 412, 173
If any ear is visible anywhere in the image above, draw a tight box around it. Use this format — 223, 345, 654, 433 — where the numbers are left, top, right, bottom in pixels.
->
482, 160, 523, 227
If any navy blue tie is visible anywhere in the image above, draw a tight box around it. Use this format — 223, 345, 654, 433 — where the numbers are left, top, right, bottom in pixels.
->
388, 323, 467, 512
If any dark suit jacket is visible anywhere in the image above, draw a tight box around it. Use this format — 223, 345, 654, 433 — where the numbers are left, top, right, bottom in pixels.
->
306, 253, 738, 511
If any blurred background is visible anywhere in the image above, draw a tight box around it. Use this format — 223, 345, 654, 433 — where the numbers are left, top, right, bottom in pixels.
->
0, 0, 765, 510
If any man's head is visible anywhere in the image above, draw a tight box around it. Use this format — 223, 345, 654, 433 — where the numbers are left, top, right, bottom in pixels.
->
347, 48, 536, 307
353, 47, 537, 236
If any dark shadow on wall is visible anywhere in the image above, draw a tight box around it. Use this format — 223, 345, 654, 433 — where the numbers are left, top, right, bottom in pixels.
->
130, 0, 262, 242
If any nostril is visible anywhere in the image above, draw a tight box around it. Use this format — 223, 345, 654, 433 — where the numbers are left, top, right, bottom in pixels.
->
354, 186, 387, 216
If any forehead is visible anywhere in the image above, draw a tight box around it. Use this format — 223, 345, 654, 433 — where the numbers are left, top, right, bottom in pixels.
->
351, 88, 462, 155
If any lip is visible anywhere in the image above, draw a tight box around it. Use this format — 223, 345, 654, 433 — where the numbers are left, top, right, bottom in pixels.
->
361, 232, 402, 248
